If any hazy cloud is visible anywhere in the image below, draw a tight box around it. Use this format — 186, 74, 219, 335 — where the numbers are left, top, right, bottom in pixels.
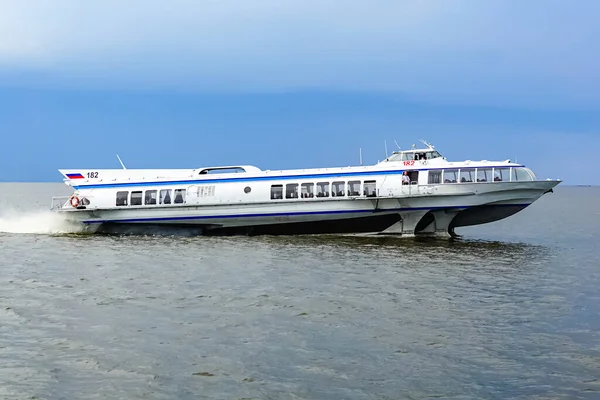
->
0, 0, 598, 107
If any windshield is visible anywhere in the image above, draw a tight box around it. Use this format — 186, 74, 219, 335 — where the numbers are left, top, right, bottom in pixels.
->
386, 150, 442, 162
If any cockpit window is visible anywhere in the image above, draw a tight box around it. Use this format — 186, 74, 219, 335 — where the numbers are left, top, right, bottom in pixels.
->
402, 151, 442, 161
387, 149, 442, 162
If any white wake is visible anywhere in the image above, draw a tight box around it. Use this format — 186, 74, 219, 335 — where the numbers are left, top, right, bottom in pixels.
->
0, 210, 85, 234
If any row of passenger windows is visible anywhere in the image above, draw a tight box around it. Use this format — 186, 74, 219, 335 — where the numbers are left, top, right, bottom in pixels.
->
112, 167, 531, 206
428, 167, 534, 184
116, 189, 186, 206
271, 180, 377, 200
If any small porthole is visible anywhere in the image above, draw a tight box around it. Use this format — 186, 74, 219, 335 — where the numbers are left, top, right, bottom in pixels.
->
244, 186, 251, 194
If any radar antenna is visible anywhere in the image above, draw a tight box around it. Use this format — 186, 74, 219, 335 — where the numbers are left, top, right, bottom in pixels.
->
116, 154, 127, 169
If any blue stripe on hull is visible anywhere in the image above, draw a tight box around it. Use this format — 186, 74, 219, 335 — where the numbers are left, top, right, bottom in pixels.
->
82, 204, 529, 224
74, 169, 404, 189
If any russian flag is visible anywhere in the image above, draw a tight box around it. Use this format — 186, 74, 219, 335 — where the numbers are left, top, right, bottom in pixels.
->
66, 173, 85, 179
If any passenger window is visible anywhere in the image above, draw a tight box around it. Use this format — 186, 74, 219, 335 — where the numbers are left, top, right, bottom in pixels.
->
476, 168, 492, 182
286, 184, 299, 199
494, 168, 510, 182
116, 191, 128, 206
316, 182, 330, 197
301, 183, 314, 198
332, 181, 345, 197
443, 169, 458, 183
145, 190, 157, 205
174, 189, 186, 204
271, 185, 283, 200
130, 191, 143, 206
428, 171, 441, 184
159, 189, 172, 204
348, 181, 361, 196
364, 180, 377, 197
459, 168, 475, 183
513, 167, 535, 181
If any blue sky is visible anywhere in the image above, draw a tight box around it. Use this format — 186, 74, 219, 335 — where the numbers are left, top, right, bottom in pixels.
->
0, 0, 598, 184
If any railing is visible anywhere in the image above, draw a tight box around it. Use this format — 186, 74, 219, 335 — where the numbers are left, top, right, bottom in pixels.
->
383, 183, 436, 197
51, 196, 71, 210
399, 182, 419, 196
52, 195, 96, 210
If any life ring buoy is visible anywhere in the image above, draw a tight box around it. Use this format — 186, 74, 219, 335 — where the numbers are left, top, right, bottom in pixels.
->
69, 196, 80, 207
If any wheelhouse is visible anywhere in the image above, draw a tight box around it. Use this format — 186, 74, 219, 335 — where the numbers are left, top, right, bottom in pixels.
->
387, 150, 443, 162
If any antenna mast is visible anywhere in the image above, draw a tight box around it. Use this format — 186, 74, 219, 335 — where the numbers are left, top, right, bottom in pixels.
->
384, 141, 388, 158
419, 138, 434, 149
116, 154, 127, 169
359, 148, 363, 166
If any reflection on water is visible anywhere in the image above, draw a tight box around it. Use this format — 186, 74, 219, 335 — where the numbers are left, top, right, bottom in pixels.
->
276, 232, 544, 253
80, 226, 547, 258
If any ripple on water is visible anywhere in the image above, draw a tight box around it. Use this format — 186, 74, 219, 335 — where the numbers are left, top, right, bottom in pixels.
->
0, 185, 599, 399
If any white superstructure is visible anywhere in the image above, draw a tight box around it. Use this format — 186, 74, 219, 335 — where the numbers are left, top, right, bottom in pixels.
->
51, 141, 560, 236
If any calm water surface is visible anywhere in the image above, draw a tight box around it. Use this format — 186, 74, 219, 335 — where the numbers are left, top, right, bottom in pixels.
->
0, 183, 599, 399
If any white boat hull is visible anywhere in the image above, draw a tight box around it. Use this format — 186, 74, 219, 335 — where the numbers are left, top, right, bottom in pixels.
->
56, 180, 559, 236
